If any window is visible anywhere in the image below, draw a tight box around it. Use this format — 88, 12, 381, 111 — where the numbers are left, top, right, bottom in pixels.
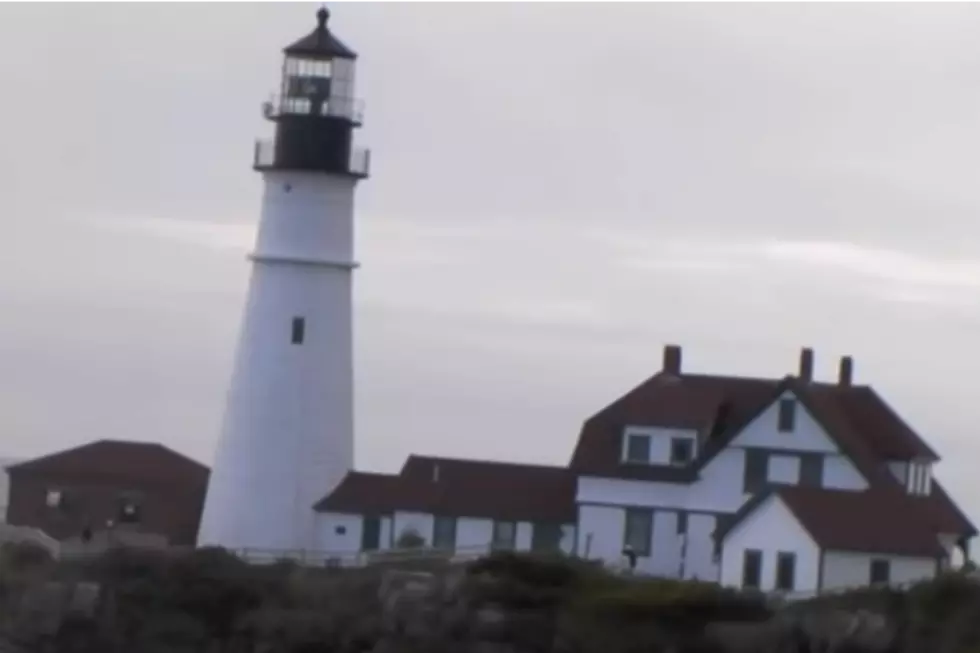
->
432, 516, 457, 551
670, 438, 695, 466
799, 454, 824, 488
777, 399, 796, 432
676, 511, 688, 535
361, 516, 381, 551
117, 493, 142, 524
907, 462, 931, 496
623, 508, 653, 557
742, 549, 762, 589
776, 552, 796, 591
624, 433, 650, 463
334, 525, 346, 535
492, 520, 517, 551
531, 522, 564, 553
291, 317, 306, 344
45, 489, 63, 509
743, 449, 769, 494
870, 559, 891, 585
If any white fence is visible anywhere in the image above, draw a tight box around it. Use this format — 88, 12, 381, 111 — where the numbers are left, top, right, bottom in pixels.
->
229, 543, 497, 568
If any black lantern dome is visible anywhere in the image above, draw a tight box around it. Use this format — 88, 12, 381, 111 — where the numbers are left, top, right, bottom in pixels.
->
283, 6, 357, 60
253, 6, 369, 178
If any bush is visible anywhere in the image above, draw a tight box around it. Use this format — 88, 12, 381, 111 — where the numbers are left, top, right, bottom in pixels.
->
468, 550, 605, 589
576, 576, 770, 626
86, 545, 283, 649
394, 528, 426, 549
128, 611, 209, 653
464, 551, 609, 610
0, 540, 54, 572
234, 607, 340, 653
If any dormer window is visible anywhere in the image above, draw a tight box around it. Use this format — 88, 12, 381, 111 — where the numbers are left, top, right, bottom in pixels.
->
669, 438, 694, 466
907, 461, 932, 496
624, 433, 651, 464
777, 399, 796, 432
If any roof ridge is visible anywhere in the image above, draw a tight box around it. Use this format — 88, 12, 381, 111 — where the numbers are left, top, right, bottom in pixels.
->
406, 454, 568, 471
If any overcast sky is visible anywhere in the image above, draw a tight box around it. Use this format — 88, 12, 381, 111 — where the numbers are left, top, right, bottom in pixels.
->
2, 2, 980, 522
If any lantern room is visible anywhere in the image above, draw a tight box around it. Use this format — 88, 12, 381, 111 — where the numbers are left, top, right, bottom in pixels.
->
255, 6, 369, 178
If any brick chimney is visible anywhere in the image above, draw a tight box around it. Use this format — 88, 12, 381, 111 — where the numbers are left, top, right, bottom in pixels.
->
798, 347, 814, 382
838, 356, 853, 387
663, 345, 682, 375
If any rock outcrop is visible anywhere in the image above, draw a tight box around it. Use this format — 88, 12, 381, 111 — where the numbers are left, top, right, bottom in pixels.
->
0, 547, 963, 653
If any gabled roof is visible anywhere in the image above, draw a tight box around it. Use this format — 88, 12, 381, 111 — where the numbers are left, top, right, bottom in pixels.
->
6, 440, 209, 487
569, 372, 775, 482
570, 368, 939, 484
716, 486, 947, 558
312, 472, 407, 515
569, 347, 972, 539
315, 455, 577, 523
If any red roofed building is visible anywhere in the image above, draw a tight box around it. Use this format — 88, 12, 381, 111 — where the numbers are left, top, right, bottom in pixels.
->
315, 345, 976, 593
5, 440, 209, 550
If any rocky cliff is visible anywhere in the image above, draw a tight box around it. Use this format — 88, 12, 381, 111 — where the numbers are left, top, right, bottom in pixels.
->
0, 543, 975, 653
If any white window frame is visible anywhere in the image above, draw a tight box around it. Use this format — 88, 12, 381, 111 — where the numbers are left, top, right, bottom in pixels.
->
622, 430, 651, 464
669, 437, 696, 466
907, 460, 932, 496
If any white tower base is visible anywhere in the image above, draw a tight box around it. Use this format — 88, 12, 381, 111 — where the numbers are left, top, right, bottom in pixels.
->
197, 171, 358, 554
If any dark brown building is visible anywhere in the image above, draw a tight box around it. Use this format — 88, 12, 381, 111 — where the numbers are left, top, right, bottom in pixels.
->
5, 440, 209, 547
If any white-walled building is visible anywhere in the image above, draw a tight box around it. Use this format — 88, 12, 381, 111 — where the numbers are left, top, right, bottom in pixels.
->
315, 346, 976, 594
314, 458, 577, 557
715, 486, 945, 593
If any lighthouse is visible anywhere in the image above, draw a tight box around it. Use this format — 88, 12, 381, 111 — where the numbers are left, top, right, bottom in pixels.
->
197, 7, 369, 554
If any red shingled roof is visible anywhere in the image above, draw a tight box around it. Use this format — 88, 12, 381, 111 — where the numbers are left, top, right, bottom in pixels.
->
569, 372, 775, 482
830, 386, 939, 461
6, 440, 209, 487
910, 480, 977, 538
314, 456, 577, 523
570, 370, 938, 483
718, 486, 947, 558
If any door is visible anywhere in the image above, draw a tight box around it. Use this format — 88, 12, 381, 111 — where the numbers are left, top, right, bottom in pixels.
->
531, 522, 564, 553
361, 516, 381, 551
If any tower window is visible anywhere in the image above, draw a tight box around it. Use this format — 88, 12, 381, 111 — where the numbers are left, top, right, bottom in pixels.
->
291, 317, 305, 344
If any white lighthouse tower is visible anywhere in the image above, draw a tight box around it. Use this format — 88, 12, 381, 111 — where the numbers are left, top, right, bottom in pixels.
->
197, 7, 369, 554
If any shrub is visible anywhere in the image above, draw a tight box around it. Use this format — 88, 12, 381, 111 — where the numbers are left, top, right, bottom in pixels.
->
89, 546, 281, 649
163, 547, 271, 641
464, 551, 610, 610
128, 611, 209, 653
0, 540, 54, 572
468, 550, 605, 589
575, 576, 770, 627
234, 607, 340, 653
395, 528, 426, 549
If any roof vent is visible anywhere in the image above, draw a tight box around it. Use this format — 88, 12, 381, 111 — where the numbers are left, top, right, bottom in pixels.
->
838, 356, 854, 387
663, 344, 682, 375
799, 347, 814, 382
